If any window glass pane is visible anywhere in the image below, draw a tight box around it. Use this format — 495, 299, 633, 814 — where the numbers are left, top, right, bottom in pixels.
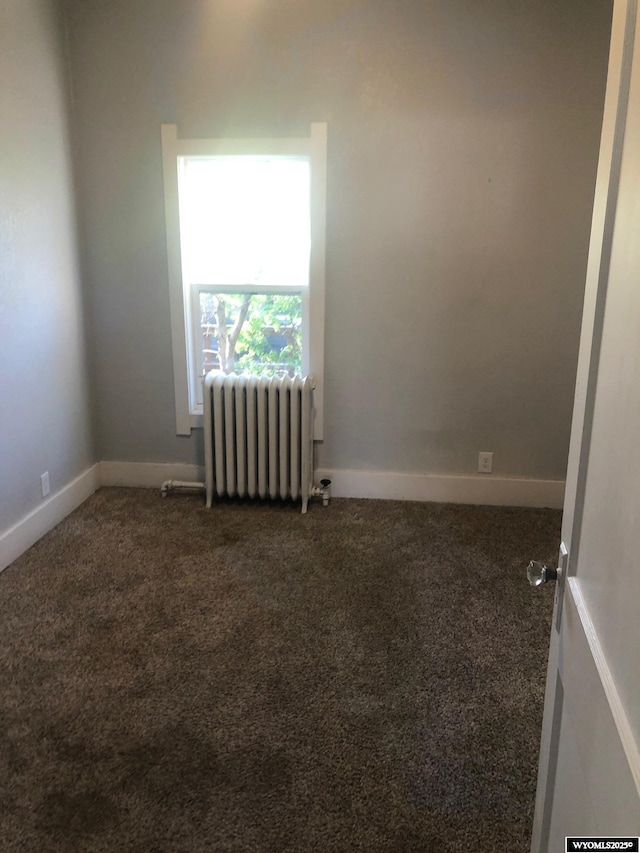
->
200, 292, 302, 378
180, 157, 310, 286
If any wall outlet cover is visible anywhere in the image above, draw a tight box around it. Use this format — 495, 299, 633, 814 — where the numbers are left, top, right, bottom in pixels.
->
478, 452, 493, 474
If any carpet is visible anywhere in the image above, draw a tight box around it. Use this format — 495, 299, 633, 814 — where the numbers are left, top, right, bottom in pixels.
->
0, 488, 558, 852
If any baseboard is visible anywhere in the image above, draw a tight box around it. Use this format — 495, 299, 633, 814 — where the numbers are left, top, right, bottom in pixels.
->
0, 464, 101, 573
99, 461, 205, 489
0, 462, 564, 573
101, 461, 564, 508
316, 468, 565, 509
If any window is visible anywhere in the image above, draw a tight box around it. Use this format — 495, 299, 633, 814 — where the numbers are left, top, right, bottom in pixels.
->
161, 124, 327, 437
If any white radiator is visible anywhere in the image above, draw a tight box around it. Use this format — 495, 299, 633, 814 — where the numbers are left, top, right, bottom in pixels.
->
203, 373, 315, 513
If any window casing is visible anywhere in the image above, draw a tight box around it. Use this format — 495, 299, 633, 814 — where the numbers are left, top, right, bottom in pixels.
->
161, 125, 327, 438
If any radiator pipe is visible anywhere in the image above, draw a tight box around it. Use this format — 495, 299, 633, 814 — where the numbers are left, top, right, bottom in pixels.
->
160, 480, 205, 498
311, 479, 332, 507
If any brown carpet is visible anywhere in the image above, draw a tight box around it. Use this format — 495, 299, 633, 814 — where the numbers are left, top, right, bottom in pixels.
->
0, 488, 558, 852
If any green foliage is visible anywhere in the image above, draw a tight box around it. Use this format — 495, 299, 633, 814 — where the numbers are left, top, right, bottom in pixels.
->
200, 292, 302, 376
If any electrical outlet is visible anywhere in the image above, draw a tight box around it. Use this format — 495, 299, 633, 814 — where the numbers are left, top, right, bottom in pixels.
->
40, 471, 50, 498
478, 452, 493, 474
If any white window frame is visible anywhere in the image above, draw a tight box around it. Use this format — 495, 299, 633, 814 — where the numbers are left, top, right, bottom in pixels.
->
161, 123, 327, 438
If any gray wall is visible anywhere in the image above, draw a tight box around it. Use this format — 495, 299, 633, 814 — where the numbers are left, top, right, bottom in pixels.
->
65, 0, 612, 481
0, 0, 94, 532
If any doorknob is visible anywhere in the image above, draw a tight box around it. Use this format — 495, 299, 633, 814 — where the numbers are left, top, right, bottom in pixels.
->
527, 560, 560, 587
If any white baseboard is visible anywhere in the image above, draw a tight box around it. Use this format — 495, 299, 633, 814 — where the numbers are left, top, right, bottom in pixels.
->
316, 468, 565, 509
100, 461, 205, 489
101, 461, 564, 508
0, 464, 101, 573
0, 462, 564, 573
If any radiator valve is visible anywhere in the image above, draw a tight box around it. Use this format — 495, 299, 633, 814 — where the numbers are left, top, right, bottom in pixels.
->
311, 478, 332, 507
320, 478, 331, 507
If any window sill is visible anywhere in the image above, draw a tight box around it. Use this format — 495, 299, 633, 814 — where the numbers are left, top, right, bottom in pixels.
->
189, 411, 204, 430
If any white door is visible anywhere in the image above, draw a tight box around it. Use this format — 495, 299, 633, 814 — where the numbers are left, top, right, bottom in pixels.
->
530, 1, 640, 850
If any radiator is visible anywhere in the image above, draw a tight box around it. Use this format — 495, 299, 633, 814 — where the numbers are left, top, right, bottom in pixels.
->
203, 373, 315, 513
